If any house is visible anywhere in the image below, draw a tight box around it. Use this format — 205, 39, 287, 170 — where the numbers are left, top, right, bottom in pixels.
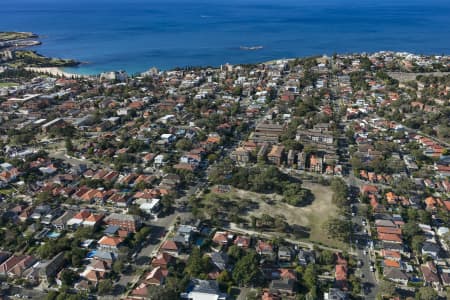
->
38, 252, 65, 285
298, 249, 315, 266
296, 126, 334, 151
173, 225, 196, 247
378, 233, 402, 244
52, 210, 75, 230
440, 269, 450, 287
267, 145, 285, 166
381, 249, 401, 262
83, 213, 104, 227
212, 231, 229, 246
230, 147, 251, 164
361, 185, 378, 195
421, 261, 441, 289
261, 290, 282, 300
151, 252, 174, 269
335, 264, 348, 291
160, 240, 179, 256
335, 253, 348, 291
0, 252, 11, 265
324, 288, 348, 300
181, 279, 227, 300
104, 213, 141, 233
0, 255, 36, 277
234, 235, 250, 249
309, 154, 324, 173
142, 266, 166, 286
67, 209, 91, 227
81, 266, 106, 285
249, 121, 286, 145
269, 279, 295, 295
211, 252, 229, 271
97, 236, 124, 253
278, 246, 293, 262
153, 154, 166, 167
256, 240, 274, 258
422, 242, 442, 259
139, 198, 161, 216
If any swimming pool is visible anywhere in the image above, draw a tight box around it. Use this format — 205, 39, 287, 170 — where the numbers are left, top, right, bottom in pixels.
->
86, 250, 97, 259
47, 231, 61, 238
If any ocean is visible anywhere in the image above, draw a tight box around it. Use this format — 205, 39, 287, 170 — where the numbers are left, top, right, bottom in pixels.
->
1, 0, 450, 74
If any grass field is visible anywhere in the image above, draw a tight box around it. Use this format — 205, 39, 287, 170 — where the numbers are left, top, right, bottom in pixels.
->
0, 82, 19, 88
211, 182, 347, 250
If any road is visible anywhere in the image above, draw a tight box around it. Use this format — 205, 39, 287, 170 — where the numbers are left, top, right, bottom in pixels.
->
49, 150, 98, 169
120, 182, 199, 297
351, 203, 378, 299
228, 223, 350, 254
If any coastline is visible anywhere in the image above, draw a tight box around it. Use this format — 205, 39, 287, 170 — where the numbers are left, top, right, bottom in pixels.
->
24, 67, 89, 78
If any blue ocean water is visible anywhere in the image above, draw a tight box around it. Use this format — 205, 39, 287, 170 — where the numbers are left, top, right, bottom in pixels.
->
1, 0, 450, 74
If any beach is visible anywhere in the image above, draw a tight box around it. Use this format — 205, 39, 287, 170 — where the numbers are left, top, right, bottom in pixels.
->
25, 67, 88, 78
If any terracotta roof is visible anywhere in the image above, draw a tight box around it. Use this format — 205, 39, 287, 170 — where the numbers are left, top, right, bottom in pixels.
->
279, 268, 297, 280
98, 236, 123, 247
381, 249, 401, 260
377, 226, 402, 235
212, 231, 228, 245
444, 201, 450, 212
132, 283, 149, 296
378, 233, 402, 243
335, 264, 347, 281
73, 209, 91, 220
384, 259, 400, 268
143, 266, 165, 285
160, 240, 178, 251
151, 252, 173, 267
84, 270, 105, 282
84, 214, 104, 223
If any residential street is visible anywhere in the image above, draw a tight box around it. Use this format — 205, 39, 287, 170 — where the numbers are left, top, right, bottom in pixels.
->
352, 204, 378, 299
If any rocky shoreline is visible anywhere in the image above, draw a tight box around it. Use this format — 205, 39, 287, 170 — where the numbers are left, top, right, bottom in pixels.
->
0, 31, 80, 68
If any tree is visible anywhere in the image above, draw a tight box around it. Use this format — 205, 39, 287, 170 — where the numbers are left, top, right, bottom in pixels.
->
65, 137, 74, 153
227, 245, 243, 261
44, 291, 59, 300
323, 217, 352, 242
402, 222, 421, 242
146, 285, 178, 300
303, 264, 317, 290
185, 248, 209, 277
411, 235, 426, 254
318, 250, 335, 265
416, 286, 437, 300
378, 280, 396, 298
60, 269, 79, 287
217, 270, 232, 291
112, 259, 125, 274
232, 251, 262, 286
175, 139, 193, 151
97, 279, 113, 295
330, 178, 348, 207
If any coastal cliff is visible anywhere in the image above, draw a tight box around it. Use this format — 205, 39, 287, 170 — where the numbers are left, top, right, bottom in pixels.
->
0, 31, 80, 68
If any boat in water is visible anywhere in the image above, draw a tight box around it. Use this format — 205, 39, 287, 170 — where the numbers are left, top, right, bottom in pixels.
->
240, 45, 263, 51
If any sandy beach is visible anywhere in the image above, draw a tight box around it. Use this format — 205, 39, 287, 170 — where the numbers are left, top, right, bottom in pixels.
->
25, 67, 88, 78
